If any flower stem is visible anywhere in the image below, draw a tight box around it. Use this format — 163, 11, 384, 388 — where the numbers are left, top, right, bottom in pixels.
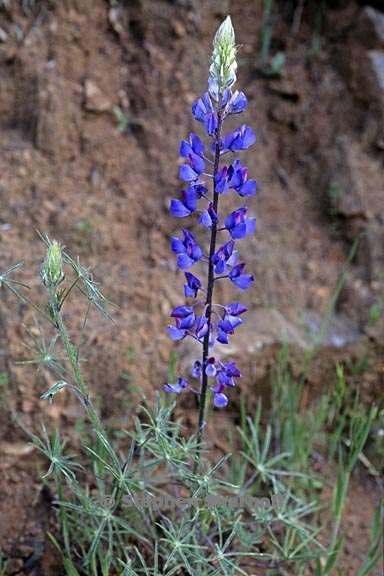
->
194, 105, 223, 473
48, 289, 102, 435
54, 469, 71, 559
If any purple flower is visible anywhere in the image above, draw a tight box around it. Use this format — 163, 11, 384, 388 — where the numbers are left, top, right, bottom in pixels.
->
196, 317, 208, 339
167, 305, 196, 341
217, 318, 235, 344
179, 132, 206, 182
229, 262, 254, 289
170, 188, 198, 218
212, 240, 237, 274
216, 361, 241, 387
180, 132, 205, 158
171, 229, 203, 269
190, 183, 208, 198
228, 160, 257, 197
220, 304, 247, 336
164, 377, 188, 394
171, 305, 196, 329
214, 391, 229, 408
223, 125, 256, 152
216, 308, 244, 343
228, 91, 247, 114
214, 166, 230, 194
199, 202, 218, 228
225, 302, 247, 316
224, 207, 256, 239
195, 315, 209, 340
179, 155, 205, 182
192, 360, 202, 379
205, 356, 217, 377
192, 92, 218, 135
184, 272, 201, 298
166, 38, 257, 411
167, 325, 187, 341
223, 312, 242, 330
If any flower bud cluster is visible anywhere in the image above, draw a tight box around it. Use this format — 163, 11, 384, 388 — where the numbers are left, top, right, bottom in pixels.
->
41, 240, 64, 288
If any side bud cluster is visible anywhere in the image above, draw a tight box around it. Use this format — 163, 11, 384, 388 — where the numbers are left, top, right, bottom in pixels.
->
41, 240, 64, 288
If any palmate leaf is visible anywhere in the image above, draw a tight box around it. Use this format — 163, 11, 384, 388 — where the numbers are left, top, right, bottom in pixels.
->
18, 319, 68, 379
0, 262, 28, 289
30, 425, 83, 482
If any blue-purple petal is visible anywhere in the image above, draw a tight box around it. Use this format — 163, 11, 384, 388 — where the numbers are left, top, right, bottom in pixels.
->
230, 222, 247, 239
231, 274, 254, 289
164, 377, 188, 394
238, 180, 257, 197
167, 326, 186, 341
190, 133, 204, 155
179, 164, 198, 182
214, 393, 228, 408
189, 153, 205, 175
180, 140, 192, 158
177, 253, 194, 269
246, 218, 256, 235
170, 199, 191, 218
229, 91, 247, 114
199, 210, 212, 228
226, 302, 247, 316
241, 126, 256, 148
171, 305, 194, 318
171, 237, 184, 254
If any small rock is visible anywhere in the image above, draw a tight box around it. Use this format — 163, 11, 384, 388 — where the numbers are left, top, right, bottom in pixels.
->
2, 442, 35, 457
368, 49, 384, 102
84, 79, 111, 113
357, 7, 384, 50
324, 137, 378, 219
0, 27, 8, 42
172, 20, 186, 38
5, 558, 23, 574
108, 7, 124, 36
339, 38, 384, 144
269, 77, 300, 101
15, 544, 34, 557
302, 311, 361, 348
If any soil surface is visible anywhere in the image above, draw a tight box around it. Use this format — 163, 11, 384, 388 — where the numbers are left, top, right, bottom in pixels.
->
0, 0, 383, 574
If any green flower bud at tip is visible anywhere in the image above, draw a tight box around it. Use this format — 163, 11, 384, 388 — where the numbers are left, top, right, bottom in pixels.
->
210, 15, 237, 96
42, 240, 64, 288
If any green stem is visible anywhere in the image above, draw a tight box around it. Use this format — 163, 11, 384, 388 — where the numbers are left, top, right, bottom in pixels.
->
55, 469, 71, 559
48, 290, 102, 435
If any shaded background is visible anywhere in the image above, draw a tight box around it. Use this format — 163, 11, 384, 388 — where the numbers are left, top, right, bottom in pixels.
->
0, 0, 383, 573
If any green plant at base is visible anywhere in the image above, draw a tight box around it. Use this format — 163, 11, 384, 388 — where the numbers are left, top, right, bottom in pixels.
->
1, 236, 339, 575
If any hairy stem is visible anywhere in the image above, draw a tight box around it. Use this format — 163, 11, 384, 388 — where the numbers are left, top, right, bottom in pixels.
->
48, 290, 102, 434
54, 469, 71, 559
194, 105, 223, 472
49, 290, 138, 524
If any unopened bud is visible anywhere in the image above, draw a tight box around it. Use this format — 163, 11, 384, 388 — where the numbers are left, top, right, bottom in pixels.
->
42, 240, 64, 287
209, 16, 237, 98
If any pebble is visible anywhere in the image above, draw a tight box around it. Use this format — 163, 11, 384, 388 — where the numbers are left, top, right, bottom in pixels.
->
84, 79, 112, 113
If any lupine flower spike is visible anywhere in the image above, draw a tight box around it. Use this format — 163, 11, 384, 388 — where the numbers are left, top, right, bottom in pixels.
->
165, 16, 256, 454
